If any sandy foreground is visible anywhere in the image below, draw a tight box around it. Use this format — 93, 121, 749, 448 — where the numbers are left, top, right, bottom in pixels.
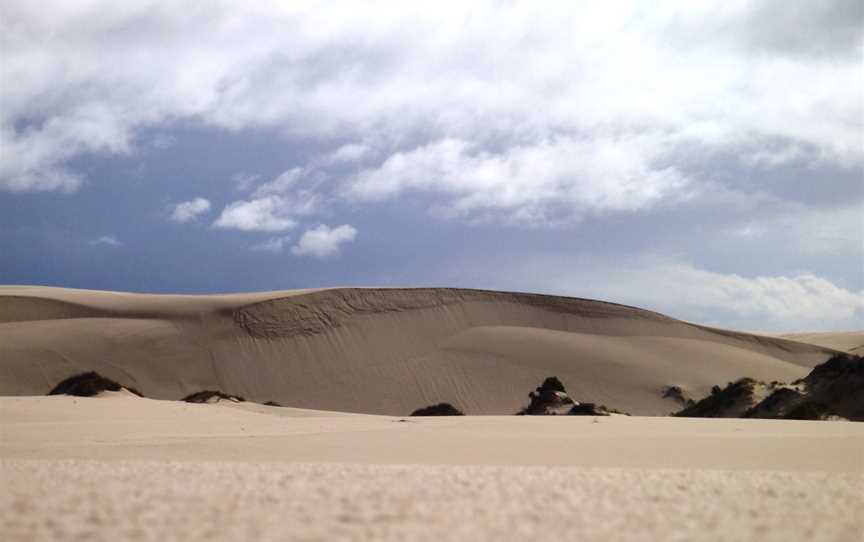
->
2, 394, 863, 541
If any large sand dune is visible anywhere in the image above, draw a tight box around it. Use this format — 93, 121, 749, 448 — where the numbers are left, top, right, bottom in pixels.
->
1, 288, 860, 542
0, 286, 836, 415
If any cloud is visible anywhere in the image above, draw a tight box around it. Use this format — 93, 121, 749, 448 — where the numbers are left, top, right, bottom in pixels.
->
213, 168, 324, 232
327, 143, 374, 165
231, 172, 261, 192
169, 197, 211, 223
624, 262, 864, 331
89, 235, 122, 248
250, 236, 291, 253
291, 224, 357, 258
502, 255, 864, 331
347, 136, 691, 222
723, 202, 864, 256
2, 1, 860, 201
212, 196, 297, 232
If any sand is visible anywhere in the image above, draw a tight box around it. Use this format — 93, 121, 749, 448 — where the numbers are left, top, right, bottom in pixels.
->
4, 461, 861, 542
2, 287, 861, 541
2, 394, 863, 470
0, 286, 837, 415
778, 331, 864, 355
1, 394, 863, 542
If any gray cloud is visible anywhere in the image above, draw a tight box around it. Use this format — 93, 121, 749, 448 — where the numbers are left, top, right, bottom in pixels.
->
2, 1, 860, 209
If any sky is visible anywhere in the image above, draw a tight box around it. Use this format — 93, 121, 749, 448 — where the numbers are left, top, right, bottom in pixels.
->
1, 0, 862, 332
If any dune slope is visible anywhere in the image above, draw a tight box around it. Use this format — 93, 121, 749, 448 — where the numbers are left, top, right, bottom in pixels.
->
0, 286, 837, 415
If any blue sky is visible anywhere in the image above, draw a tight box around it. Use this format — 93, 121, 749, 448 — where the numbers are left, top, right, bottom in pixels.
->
1, 1, 862, 331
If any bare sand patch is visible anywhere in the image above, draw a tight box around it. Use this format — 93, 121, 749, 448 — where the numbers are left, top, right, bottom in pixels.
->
3, 460, 861, 542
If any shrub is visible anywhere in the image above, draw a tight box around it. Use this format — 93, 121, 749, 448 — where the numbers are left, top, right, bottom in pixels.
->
182, 390, 245, 403
48, 371, 143, 397
539, 376, 567, 393
410, 403, 464, 416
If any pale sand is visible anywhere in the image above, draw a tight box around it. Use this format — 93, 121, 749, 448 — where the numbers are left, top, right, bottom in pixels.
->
1, 395, 863, 542
2, 287, 861, 541
4, 461, 861, 542
2, 394, 863, 470
0, 286, 837, 415
778, 331, 864, 355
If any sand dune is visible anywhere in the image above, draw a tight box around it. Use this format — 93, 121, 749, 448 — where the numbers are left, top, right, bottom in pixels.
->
778, 331, 864, 354
0, 286, 837, 415
2, 288, 860, 542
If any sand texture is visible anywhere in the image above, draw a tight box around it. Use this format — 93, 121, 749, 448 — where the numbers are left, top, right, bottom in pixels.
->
4, 460, 862, 542
0, 286, 838, 415
2, 287, 861, 542
2, 394, 863, 542
779, 331, 864, 355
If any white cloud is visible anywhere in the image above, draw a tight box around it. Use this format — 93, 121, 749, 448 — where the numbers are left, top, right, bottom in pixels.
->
627, 262, 864, 331
251, 236, 291, 253
504, 256, 864, 332
291, 224, 357, 258
169, 197, 211, 223
2, 1, 860, 201
327, 143, 374, 165
212, 196, 297, 232
213, 167, 325, 232
347, 136, 691, 221
89, 235, 122, 248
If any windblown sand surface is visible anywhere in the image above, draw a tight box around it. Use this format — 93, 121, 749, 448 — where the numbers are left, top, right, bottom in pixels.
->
1, 394, 862, 541
4, 460, 861, 542
2, 287, 860, 541
778, 331, 864, 355
0, 286, 837, 415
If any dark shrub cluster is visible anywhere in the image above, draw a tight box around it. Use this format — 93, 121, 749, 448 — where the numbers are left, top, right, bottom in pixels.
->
519, 376, 574, 415
48, 371, 143, 397
182, 390, 246, 403
673, 378, 757, 418
539, 376, 566, 393
410, 403, 464, 416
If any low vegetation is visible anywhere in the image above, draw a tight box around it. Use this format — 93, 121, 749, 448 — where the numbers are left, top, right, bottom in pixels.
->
674, 354, 864, 421
48, 371, 143, 397
410, 403, 465, 416
181, 390, 246, 403
673, 378, 758, 418
518, 376, 624, 416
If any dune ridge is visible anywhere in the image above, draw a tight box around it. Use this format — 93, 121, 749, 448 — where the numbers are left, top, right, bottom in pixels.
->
0, 286, 839, 415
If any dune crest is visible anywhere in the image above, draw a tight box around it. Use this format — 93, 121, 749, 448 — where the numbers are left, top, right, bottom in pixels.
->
0, 286, 838, 415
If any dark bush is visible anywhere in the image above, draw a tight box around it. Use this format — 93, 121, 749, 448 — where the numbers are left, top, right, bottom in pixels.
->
539, 376, 566, 393
783, 401, 838, 421
568, 403, 609, 416
263, 401, 282, 407
182, 390, 245, 403
48, 371, 143, 397
674, 378, 758, 418
410, 403, 465, 416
